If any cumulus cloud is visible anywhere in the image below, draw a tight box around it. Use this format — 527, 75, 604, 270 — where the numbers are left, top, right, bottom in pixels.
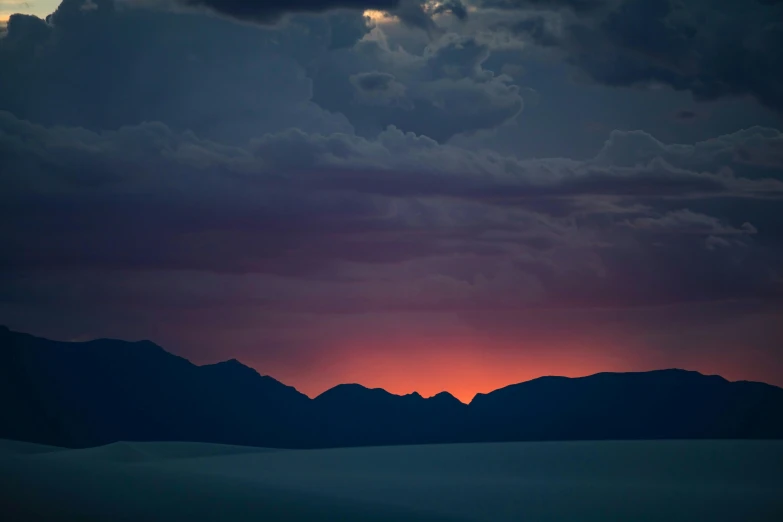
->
627, 209, 758, 238
595, 126, 783, 174
433, 0, 468, 20
0, 0, 360, 141
350, 71, 413, 108
312, 32, 524, 140
2, 107, 782, 312
0, 0, 529, 143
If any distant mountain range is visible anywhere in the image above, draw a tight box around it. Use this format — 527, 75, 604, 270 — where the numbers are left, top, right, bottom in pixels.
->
2, 325, 782, 449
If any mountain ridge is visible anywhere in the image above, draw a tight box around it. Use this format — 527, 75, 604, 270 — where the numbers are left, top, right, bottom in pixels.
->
2, 326, 782, 449
4, 325, 779, 400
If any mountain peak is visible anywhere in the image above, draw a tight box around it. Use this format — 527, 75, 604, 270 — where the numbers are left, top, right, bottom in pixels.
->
316, 383, 383, 400
202, 358, 261, 377
429, 391, 465, 405
218, 358, 245, 367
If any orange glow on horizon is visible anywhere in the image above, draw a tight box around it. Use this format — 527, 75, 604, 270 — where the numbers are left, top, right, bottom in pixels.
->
265, 338, 632, 404
264, 351, 777, 404
165, 313, 783, 406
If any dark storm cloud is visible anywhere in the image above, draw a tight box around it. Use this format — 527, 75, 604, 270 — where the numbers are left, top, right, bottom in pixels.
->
2, 109, 781, 206
433, 0, 468, 20
626, 209, 758, 238
0, 111, 552, 277
352, 71, 397, 91
0, 0, 521, 143
426, 33, 492, 78
0, 0, 357, 141
0, 0, 780, 390
0, 0, 781, 316
312, 33, 524, 140
594, 1, 782, 111
170, 0, 449, 33
246, 125, 782, 199
594, 126, 783, 174
506, 15, 562, 46
392, 0, 440, 33
349, 72, 412, 108
176, 0, 400, 24
485, 0, 783, 113
2, 108, 782, 311
479, 0, 609, 13
673, 109, 698, 121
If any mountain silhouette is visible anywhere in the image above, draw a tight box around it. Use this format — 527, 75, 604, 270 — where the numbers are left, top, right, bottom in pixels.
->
314, 384, 467, 446
2, 326, 782, 449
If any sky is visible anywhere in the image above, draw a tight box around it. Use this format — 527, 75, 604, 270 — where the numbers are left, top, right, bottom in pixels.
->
1, 0, 782, 403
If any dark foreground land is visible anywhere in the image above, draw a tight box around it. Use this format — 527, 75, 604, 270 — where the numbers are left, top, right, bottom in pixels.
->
1, 439, 781, 522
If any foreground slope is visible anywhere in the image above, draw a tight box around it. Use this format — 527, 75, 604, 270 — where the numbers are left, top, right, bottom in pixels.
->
2, 326, 783, 448
1, 439, 781, 522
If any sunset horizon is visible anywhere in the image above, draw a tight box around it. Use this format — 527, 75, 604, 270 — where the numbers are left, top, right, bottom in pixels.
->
2, 1, 783, 519
7, 324, 780, 405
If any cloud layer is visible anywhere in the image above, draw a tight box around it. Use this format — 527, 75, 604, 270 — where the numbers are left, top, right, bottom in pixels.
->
1, 0, 782, 394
